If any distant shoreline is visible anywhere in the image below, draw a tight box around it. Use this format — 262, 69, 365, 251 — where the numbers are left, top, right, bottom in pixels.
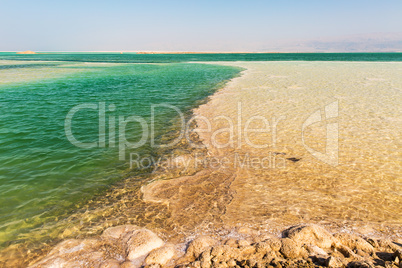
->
1, 51, 401, 54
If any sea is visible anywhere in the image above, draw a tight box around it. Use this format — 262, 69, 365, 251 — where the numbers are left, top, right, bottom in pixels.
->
0, 52, 401, 265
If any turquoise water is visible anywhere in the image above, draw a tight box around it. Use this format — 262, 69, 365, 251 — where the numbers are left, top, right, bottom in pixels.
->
0, 52, 401, 249
0, 61, 241, 247
0, 52, 402, 63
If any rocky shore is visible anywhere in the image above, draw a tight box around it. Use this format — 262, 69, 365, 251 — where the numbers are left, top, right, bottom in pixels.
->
29, 224, 402, 268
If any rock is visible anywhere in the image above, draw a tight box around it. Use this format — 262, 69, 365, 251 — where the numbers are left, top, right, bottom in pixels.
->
282, 224, 336, 249
347, 261, 374, 268
394, 249, 402, 264
376, 239, 401, 252
29, 226, 166, 268
264, 251, 278, 263
101, 259, 122, 268
48, 238, 102, 256
144, 264, 161, 268
28, 238, 105, 268
265, 238, 282, 251
279, 238, 302, 259
78, 250, 107, 264
246, 258, 258, 267
227, 258, 237, 267
237, 239, 251, 247
28, 224, 400, 268
336, 244, 357, 258
211, 244, 241, 261
331, 249, 347, 260
334, 233, 374, 254
355, 249, 370, 257
325, 256, 344, 267
185, 236, 218, 260
224, 238, 237, 247
305, 245, 328, 256
120, 261, 137, 268
255, 241, 272, 255
365, 238, 379, 248
239, 245, 256, 255
29, 257, 81, 268
199, 250, 213, 268
270, 258, 284, 268
222, 238, 251, 249
255, 238, 282, 257
125, 229, 164, 261
194, 261, 203, 268
144, 244, 176, 266
36, 250, 108, 268
102, 225, 139, 240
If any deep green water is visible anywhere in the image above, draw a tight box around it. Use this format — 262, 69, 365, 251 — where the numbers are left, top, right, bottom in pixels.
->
0, 60, 241, 247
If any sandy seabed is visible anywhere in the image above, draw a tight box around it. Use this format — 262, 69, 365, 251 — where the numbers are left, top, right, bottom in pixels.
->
3, 61, 402, 267
145, 61, 401, 235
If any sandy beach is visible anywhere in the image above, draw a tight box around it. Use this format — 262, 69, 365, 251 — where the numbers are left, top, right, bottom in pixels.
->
19, 61, 402, 267
145, 61, 402, 234
2, 0, 401, 265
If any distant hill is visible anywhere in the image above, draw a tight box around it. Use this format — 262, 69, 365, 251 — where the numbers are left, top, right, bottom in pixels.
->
262, 33, 402, 52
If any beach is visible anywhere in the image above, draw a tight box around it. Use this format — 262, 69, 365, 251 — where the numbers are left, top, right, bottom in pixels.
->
19, 60, 402, 267
2, 0, 401, 266
144, 61, 402, 233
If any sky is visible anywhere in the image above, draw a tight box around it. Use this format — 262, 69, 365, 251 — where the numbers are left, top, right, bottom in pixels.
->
0, 0, 401, 52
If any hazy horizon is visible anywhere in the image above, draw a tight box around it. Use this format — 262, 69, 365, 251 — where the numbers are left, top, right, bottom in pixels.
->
1, 0, 401, 52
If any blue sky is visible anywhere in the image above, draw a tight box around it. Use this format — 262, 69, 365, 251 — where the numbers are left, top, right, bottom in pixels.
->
1, 0, 401, 51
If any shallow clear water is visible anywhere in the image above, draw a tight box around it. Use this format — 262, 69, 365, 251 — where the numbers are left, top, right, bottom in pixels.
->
0, 60, 241, 247
0, 53, 401, 267
192, 61, 402, 231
